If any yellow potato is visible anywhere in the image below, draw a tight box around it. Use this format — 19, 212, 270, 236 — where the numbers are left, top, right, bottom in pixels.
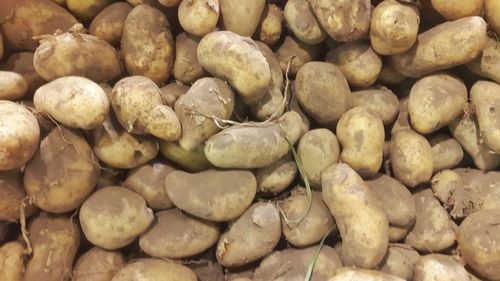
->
256, 4, 283, 46
219, 0, 265, 36
431, 0, 483, 20
351, 87, 399, 125
255, 155, 297, 195
159, 141, 213, 172
178, 0, 219, 36
67, 0, 115, 21
277, 35, 322, 75
0, 71, 28, 100
0, 241, 25, 281
73, 247, 126, 281
284, 0, 326, 44
89, 2, 133, 46
485, 0, 500, 34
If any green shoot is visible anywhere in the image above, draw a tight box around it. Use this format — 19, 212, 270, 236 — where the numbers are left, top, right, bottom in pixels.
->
304, 227, 335, 281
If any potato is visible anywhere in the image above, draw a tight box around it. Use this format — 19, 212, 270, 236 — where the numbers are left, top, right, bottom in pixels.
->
73, 247, 126, 281
280, 188, 336, 247
256, 4, 283, 46
404, 189, 456, 252
24, 127, 100, 213
253, 245, 343, 281
173, 33, 206, 84
0, 101, 40, 171
329, 268, 406, 281
165, 169, 256, 221
159, 141, 213, 172
24, 212, 80, 281
160, 82, 189, 107
189, 256, 224, 281
297, 129, 340, 187
390, 129, 433, 188
0, 0, 78, 51
175, 77, 235, 150
470, 81, 500, 153
378, 245, 420, 281
0, 241, 25, 281
0, 71, 28, 100
284, 0, 326, 44
112, 259, 197, 281
0, 52, 45, 97
89, 2, 133, 46
67, 0, 115, 21
322, 163, 389, 269
467, 37, 500, 84
219, 0, 265, 36
277, 36, 322, 75
139, 209, 219, 258
485, 0, 500, 35
197, 31, 271, 105
111, 76, 181, 141
429, 134, 463, 173
178, 0, 219, 36
457, 209, 500, 280
216, 202, 281, 267
391, 97, 411, 135
294, 62, 351, 125
122, 4, 174, 85
408, 73, 468, 134
0, 170, 36, 221
255, 155, 297, 195
389, 225, 412, 242
351, 88, 399, 125
289, 90, 311, 136
391, 16, 487, 77
326, 42, 382, 88
431, 170, 464, 215
432, 0, 483, 20
276, 111, 305, 145
337, 107, 385, 178
378, 63, 407, 85
413, 254, 470, 281
79, 186, 154, 250
370, 0, 420, 55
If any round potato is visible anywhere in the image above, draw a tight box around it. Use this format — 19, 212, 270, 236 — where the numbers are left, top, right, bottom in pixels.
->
66, 0, 115, 21
0, 241, 25, 281
159, 141, 213, 172
431, 0, 483, 20
219, 0, 265, 36
73, 247, 126, 281
0, 52, 45, 97
470, 81, 500, 153
255, 155, 297, 195
111, 259, 197, 281
89, 2, 133, 46
276, 36, 323, 76
413, 254, 470, 281
173, 33, 207, 84
0, 71, 28, 100
351, 87, 399, 125
256, 4, 283, 46
284, 0, 326, 44
429, 134, 464, 173
178, 0, 219, 36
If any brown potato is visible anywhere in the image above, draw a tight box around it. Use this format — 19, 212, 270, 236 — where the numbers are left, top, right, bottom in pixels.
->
0, 52, 45, 96
255, 155, 297, 195
160, 82, 189, 107
0, 170, 36, 221
0, 241, 25, 281
413, 254, 470, 281
111, 259, 197, 281
470, 81, 500, 153
378, 245, 420, 281
219, 0, 265, 36
466, 37, 500, 84
284, 0, 326, 44
277, 36, 323, 75
485, 0, 500, 34
0, 71, 28, 100
173, 33, 206, 84
89, 2, 133, 46
431, 0, 483, 20
73, 247, 126, 281
378, 63, 407, 85
178, 0, 219, 36
429, 134, 463, 173
256, 4, 283, 46
351, 87, 399, 125
67, 0, 115, 21
0, 32, 3, 59
159, 141, 213, 172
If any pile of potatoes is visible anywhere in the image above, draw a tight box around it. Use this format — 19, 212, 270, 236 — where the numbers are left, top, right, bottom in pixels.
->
1, 0, 500, 280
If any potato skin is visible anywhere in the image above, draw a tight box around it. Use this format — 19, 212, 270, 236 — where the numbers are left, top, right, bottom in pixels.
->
378, 245, 420, 280
0, 52, 45, 97
485, 0, 500, 34
429, 134, 463, 173
219, 0, 265, 36
178, 0, 219, 36
89, 2, 133, 46
466, 37, 500, 84
431, 0, 483, 20
255, 155, 297, 195
0, 241, 25, 281
122, 4, 174, 86
329, 267, 406, 281
160, 83, 189, 107
413, 254, 470, 281
470, 81, 500, 153
159, 141, 213, 172
256, 4, 283, 46
73, 247, 126, 281
173, 33, 206, 84
67, 0, 115, 21
284, 0, 326, 44
0, 170, 36, 221
277, 36, 322, 75
111, 259, 197, 281
351, 88, 399, 125
0, 71, 28, 100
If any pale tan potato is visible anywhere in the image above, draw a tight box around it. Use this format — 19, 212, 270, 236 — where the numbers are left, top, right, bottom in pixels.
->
0, 71, 28, 100
173, 33, 206, 84
255, 155, 297, 195
294, 62, 351, 125
277, 36, 323, 75
431, 0, 483, 20
413, 254, 470, 281
256, 4, 283, 46
121, 4, 174, 85
0, 101, 40, 171
89, 2, 133, 46
326, 41, 382, 88
389, 225, 412, 242
429, 134, 464, 173
139, 209, 220, 258
370, 0, 420, 55
351, 87, 399, 125
284, 0, 326, 44
297, 128, 340, 188
67, 0, 115, 20
216, 202, 281, 267
111, 259, 197, 281
165, 169, 256, 221
160, 83, 189, 107
322, 163, 389, 269
219, 0, 265, 36
73, 247, 126, 281
378, 245, 420, 281
79, 186, 154, 250
485, 0, 500, 35
0, 52, 45, 96
466, 37, 500, 84
197, 31, 271, 105
0, 170, 36, 221
0, 241, 25, 281
470, 81, 500, 153
378, 63, 407, 85
178, 0, 219, 36
159, 141, 213, 172
328, 267, 406, 281
391, 16, 487, 77
276, 111, 306, 145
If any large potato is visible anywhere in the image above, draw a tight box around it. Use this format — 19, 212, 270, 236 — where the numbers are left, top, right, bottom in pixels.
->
470, 81, 500, 153
159, 141, 213, 172
391, 16, 487, 77
322, 163, 389, 269
485, 0, 500, 35
197, 31, 271, 105
0, 101, 40, 171
0, 170, 36, 221
413, 254, 470, 281
466, 37, 500, 84
429, 134, 464, 173
79, 186, 154, 250
0, 71, 28, 100
173, 33, 206, 83
219, 0, 265, 36
378, 245, 420, 280
284, 0, 326, 44
256, 4, 283, 46
111, 259, 197, 281
121, 4, 174, 85
165, 169, 256, 221
67, 0, 115, 21
178, 0, 219, 36
0, 241, 25, 281
255, 155, 297, 195
89, 2, 133, 46
276, 36, 322, 75
0, 52, 45, 96
73, 247, 126, 281
329, 268, 406, 281
351, 87, 399, 125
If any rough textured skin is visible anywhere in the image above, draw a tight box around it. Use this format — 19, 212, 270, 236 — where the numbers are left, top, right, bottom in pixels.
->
255, 155, 297, 195
0, 170, 36, 221
429, 134, 463, 173
111, 259, 197, 281
173, 33, 207, 83
470, 81, 500, 153
413, 254, 470, 281
159, 141, 213, 172
466, 37, 500, 84
256, 4, 283, 46
0, 52, 45, 96
485, 0, 500, 34
73, 248, 125, 281
219, 0, 265, 36
351, 88, 399, 125
89, 2, 133, 46
0, 241, 24, 281
0, 71, 28, 100
378, 245, 420, 281
165, 169, 256, 221
66, 0, 115, 20
328, 268, 406, 281
178, 0, 219, 36
284, 0, 326, 44
277, 36, 322, 75
431, 0, 483, 20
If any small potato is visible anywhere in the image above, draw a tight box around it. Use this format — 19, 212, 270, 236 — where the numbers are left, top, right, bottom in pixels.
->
159, 141, 213, 172
0, 170, 36, 221
466, 37, 500, 84
470, 81, 500, 153
413, 254, 470, 281
139, 209, 220, 258
297, 128, 340, 188
96, 166, 124, 189
391, 16, 487, 77
337, 107, 385, 178
284, 0, 326, 44
0, 241, 25, 281
219, 0, 265, 36
73, 248, 126, 281
322, 163, 389, 269
485, 0, 500, 35
67, 0, 115, 21
276, 111, 306, 145
0, 52, 45, 96
429, 134, 464, 173
431, 170, 465, 217
378, 63, 407, 85
0, 101, 40, 171
408, 73, 467, 134
294, 62, 351, 125
256, 4, 283, 46
165, 169, 256, 221
173, 33, 207, 84
329, 267, 406, 281
309, 0, 371, 42
175, 77, 235, 150
111, 259, 197, 281
390, 129, 433, 188
431, 0, 483, 20
160, 83, 189, 107
216, 202, 281, 267
378, 245, 420, 281
326, 41, 382, 88
280, 188, 336, 247
457, 209, 500, 280
253, 246, 343, 281
123, 161, 175, 210
370, 0, 420, 55
24, 212, 80, 281
178, 0, 219, 36
89, 2, 133, 46
255, 155, 297, 195
122, 4, 174, 85
34, 76, 109, 130
404, 189, 456, 252
0, 71, 28, 100
197, 31, 271, 105
79, 186, 154, 250
277, 36, 322, 75
351, 88, 399, 125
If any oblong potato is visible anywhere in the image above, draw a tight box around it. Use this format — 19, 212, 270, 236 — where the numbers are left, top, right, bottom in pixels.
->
0, 71, 28, 100
173, 33, 206, 84
178, 0, 219, 36
73, 247, 126, 281
165, 169, 256, 221
0, 52, 45, 96
255, 155, 297, 195
0, 241, 25, 281
351, 87, 399, 125
219, 0, 265, 36
111, 259, 197, 281
284, 0, 326, 44
89, 2, 133, 46
466, 37, 500, 84
413, 254, 470, 281
256, 4, 283, 46
470, 81, 500, 153
66, 0, 115, 21
429, 134, 464, 173
277, 36, 322, 76
0, 170, 36, 221
431, 0, 483, 20
159, 141, 213, 172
